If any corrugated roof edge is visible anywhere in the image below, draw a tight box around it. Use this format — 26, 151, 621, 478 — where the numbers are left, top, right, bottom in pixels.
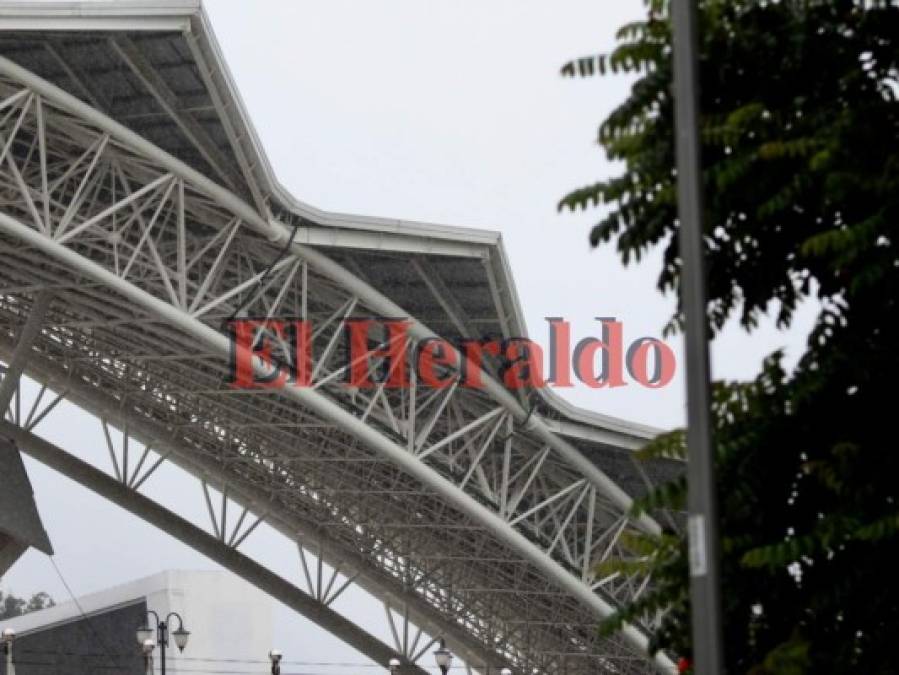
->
0, 0, 200, 15
0, 1, 668, 449
488, 237, 664, 444
186, 8, 502, 248
189, 7, 668, 447
0, 0, 198, 32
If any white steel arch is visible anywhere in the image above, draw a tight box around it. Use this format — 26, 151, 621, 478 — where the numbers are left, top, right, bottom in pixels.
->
0, 29, 676, 675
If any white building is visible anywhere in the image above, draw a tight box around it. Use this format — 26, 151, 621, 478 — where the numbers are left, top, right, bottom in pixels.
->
1, 570, 273, 675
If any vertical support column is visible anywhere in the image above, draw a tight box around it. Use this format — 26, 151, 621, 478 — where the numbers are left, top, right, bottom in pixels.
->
671, 1, 725, 673
0, 291, 52, 413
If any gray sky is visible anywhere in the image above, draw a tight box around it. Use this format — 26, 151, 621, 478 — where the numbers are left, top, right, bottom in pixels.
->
3, 1, 817, 672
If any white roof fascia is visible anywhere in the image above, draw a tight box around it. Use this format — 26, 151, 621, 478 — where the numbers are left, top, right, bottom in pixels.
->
292, 224, 492, 259
187, 9, 502, 253
487, 236, 665, 444
0, 1, 197, 32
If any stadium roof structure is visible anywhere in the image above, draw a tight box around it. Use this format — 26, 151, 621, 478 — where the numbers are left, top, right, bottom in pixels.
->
0, 3, 680, 673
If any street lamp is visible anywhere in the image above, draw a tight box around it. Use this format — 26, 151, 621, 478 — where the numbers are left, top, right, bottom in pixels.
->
433, 638, 453, 674
2, 627, 15, 675
141, 638, 155, 675
388, 656, 402, 673
269, 649, 283, 675
135, 610, 190, 675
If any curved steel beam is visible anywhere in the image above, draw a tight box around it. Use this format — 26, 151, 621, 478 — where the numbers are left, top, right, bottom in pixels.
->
0, 54, 661, 538
0, 419, 430, 675
0, 339, 508, 673
0, 55, 673, 673
0, 167, 673, 675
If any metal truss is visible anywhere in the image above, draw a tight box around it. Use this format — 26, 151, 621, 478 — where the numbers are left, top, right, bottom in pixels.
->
0, 409, 432, 674
0, 53, 674, 674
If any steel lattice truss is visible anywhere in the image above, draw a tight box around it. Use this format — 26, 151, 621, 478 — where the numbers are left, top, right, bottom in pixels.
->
0, 8, 679, 674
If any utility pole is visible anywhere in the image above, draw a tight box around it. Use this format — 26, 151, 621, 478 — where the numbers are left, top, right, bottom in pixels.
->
670, 1, 726, 673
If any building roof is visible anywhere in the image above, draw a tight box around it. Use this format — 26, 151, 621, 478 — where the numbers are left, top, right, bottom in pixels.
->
2, 569, 273, 675
0, 1, 667, 460
0, 5, 681, 671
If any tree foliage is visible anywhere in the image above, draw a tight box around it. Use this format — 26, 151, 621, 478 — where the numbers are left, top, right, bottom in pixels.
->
0, 588, 54, 620
562, 0, 899, 672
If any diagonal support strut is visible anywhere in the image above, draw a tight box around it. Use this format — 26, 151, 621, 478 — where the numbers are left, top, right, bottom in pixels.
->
0, 290, 53, 413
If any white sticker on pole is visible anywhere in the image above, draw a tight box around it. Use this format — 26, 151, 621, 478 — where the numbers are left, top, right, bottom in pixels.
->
688, 514, 708, 577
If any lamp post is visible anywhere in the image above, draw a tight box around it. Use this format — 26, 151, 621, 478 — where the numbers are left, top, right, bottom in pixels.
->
2, 627, 15, 675
269, 649, 283, 675
136, 610, 190, 675
670, 1, 725, 673
141, 638, 155, 675
388, 657, 401, 673
433, 639, 453, 675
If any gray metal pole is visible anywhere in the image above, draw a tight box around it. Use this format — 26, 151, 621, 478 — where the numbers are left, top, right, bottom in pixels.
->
5, 642, 14, 675
670, 1, 725, 673
159, 622, 167, 675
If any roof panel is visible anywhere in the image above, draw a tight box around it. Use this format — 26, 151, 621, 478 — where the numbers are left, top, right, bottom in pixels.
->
0, 0, 669, 456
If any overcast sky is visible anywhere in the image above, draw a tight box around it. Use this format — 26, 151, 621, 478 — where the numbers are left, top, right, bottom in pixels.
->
3, 1, 817, 672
